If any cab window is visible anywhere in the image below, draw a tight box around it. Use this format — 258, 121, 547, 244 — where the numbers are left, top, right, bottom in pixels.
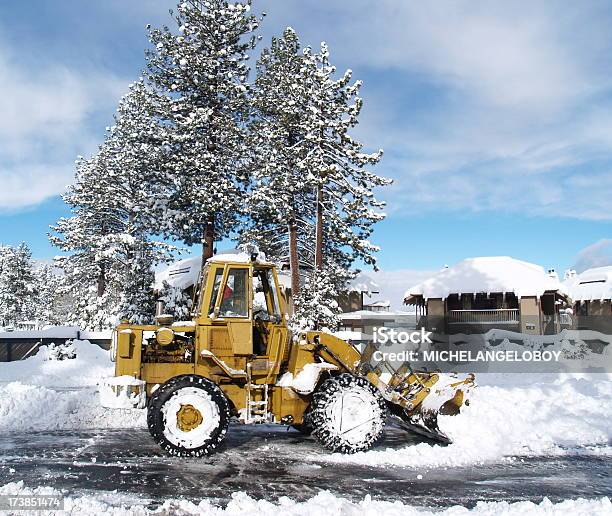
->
219, 268, 249, 318
253, 267, 281, 319
208, 268, 224, 317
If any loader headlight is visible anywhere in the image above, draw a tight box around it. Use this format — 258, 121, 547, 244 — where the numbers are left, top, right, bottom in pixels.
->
156, 327, 175, 346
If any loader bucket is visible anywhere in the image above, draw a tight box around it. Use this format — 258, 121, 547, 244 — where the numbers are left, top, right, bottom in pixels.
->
390, 372, 475, 444
358, 342, 476, 444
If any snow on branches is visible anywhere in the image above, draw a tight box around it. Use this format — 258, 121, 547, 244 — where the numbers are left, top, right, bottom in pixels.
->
50, 83, 175, 330
48, 2, 389, 330
243, 27, 389, 329
144, 0, 262, 261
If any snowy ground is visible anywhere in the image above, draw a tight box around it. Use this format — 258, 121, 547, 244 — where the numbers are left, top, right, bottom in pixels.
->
0, 341, 610, 514
0, 478, 610, 515
0, 341, 146, 432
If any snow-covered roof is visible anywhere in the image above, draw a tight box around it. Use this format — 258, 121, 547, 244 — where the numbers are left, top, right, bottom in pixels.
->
564, 266, 612, 302
155, 251, 273, 291
155, 256, 202, 291
404, 256, 565, 303
207, 251, 270, 265
348, 272, 379, 294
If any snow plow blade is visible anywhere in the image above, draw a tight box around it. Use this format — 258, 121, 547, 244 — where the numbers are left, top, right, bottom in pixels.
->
361, 353, 476, 444
387, 372, 474, 444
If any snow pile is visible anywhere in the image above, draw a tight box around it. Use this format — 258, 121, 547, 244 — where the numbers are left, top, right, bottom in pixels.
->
0, 340, 145, 432
0, 482, 609, 516
405, 256, 565, 301
0, 340, 113, 388
0, 382, 145, 432
328, 373, 612, 468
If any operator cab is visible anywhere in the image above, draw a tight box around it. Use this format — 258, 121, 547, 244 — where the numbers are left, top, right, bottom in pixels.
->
197, 257, 287, 361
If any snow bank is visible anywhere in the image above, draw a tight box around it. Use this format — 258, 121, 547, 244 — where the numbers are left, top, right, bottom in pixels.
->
327, 373, 612, 468
0, 382, 145, 432
0, 340, 113, 388
0, 340, 145, 432
0, 482, 609, 516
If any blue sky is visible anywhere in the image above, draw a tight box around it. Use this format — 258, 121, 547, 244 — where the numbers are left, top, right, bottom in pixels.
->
1, 1, 611, 288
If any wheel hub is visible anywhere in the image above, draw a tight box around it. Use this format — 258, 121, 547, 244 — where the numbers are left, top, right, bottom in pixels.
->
176, 404, 203, 432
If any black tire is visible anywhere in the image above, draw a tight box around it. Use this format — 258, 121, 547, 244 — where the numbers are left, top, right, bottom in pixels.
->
147, 375, 230, 457
310, 373, 387, 454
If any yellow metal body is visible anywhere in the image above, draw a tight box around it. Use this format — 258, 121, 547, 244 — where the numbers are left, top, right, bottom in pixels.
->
113, 257, 474, 430
114, 258, 311, 423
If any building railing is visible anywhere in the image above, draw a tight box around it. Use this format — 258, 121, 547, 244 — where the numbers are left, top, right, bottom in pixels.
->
447, 309, 520, 325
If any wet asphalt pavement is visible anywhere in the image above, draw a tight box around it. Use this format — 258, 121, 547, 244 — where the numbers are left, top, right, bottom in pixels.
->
0, 424, 610, 510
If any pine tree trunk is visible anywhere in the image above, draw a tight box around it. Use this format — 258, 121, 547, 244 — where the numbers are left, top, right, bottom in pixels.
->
288, 219, 300, 297
202, 215, 215, 264
315, 185, 324, 270
97, 263, 106, 297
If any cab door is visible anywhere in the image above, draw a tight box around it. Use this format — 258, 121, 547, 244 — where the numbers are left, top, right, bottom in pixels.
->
211, 265, 253, 356
251, 267, 288, 378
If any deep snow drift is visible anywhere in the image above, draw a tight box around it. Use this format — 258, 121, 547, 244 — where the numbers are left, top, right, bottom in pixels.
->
0, 341, 145, 432
327, 372, 612, 468
0, 481, 609, 516
0, 340, 112, 387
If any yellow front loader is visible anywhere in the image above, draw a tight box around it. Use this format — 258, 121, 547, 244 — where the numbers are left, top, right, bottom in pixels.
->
100, 252, 474, 456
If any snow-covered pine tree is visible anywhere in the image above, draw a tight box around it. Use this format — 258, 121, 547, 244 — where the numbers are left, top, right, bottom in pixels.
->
51, 82, 173, 329
103, 81, 175, 324
303, 42, 388, 273
0, 243, 38, 328
245, 29, 389, 329
51, 151, 124, 330
298, 43, 389, 329
144, 0, 262, 265
243, 28, 320, 297
33, 264, 66, 327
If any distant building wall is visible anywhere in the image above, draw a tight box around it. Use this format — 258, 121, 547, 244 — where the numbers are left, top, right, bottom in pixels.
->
337, 291, 363, 313
519, 296, 540, 334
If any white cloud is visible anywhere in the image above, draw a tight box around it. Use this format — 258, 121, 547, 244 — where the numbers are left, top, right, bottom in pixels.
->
266, 1, 612, 221
0, 41, 129, 210
3, 0, 612, 220
573, 239, 612, 272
